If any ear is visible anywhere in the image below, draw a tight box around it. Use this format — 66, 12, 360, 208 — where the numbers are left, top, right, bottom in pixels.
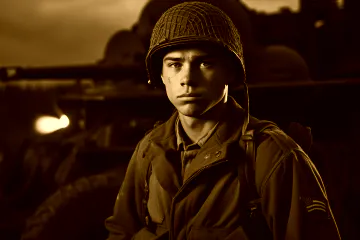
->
161, 75, 165, 84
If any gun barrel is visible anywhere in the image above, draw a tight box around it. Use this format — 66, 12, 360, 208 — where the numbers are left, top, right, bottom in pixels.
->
0, 65, 147, 81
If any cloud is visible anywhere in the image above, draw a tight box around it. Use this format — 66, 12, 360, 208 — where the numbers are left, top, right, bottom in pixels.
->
0, 0, 147, 66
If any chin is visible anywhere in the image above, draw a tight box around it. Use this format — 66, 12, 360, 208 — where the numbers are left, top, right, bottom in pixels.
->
175, 103, 208, 117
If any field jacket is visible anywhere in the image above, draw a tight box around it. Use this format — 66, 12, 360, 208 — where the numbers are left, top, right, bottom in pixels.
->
105, 97, 341, 240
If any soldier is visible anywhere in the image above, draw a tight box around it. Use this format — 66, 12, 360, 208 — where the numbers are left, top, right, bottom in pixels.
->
105, 2, 341, 239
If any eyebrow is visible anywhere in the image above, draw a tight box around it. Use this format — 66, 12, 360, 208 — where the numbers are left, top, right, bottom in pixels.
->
163, 57, 183, 62
163, 54, 217, 62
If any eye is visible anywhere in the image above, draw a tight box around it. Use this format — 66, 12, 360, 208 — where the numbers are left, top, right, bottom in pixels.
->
167, 62, 182, 68
200, 60, 215, 68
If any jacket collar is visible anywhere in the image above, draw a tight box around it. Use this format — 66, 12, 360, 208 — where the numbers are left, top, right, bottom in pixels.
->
148, 109, 179, 152
175, 116, 220, 151
149, 96, 245, 147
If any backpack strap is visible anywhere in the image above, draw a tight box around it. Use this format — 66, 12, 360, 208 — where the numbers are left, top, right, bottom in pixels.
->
238, 121, 277, 239
238, 120, 277, 216
239, 120, 277, 194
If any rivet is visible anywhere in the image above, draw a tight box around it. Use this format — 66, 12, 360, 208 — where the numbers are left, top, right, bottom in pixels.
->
204, 153, 211, 159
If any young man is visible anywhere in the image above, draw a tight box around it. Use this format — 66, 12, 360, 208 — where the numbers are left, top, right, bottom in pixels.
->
105, 2, 341, 239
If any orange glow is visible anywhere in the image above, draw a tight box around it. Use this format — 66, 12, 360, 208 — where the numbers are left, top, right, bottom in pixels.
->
35, 114, 70, 134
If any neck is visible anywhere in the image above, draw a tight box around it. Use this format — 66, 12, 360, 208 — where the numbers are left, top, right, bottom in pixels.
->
179, 99, 227, 143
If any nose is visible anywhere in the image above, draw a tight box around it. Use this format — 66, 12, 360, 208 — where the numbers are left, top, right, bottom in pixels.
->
180, 65, 197, 86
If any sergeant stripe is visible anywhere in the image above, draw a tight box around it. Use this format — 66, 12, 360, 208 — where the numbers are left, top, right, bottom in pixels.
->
306, 203, 326, 209
312, 200, 326, 207
308, 207, 327, 213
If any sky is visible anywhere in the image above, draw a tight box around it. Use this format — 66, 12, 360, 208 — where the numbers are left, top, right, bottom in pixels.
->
0, 0, 301, 67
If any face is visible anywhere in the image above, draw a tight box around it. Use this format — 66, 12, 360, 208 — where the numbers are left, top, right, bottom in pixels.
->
161, 46, 236, 117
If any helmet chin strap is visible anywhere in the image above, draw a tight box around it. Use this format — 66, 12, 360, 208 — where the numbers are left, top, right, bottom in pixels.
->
241, 81, 250, 136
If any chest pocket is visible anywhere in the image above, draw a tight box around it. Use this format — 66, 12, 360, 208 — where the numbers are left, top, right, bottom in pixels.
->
147, 172, 169, 224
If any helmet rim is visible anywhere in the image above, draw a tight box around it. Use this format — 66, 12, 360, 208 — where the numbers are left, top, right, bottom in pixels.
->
146, 36, 245, 86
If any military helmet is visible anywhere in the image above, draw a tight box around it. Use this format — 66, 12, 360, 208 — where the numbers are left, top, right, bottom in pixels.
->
145, 1, 246, 86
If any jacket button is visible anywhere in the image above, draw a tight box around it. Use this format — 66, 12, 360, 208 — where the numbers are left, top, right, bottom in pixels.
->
204, 153, 211, 159
215, 151, 221, 157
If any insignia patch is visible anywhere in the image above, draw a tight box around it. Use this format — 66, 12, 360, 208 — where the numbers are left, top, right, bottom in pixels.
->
301, 197, 328, 213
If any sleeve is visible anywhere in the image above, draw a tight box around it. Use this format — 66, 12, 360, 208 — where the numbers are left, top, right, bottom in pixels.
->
105, 141, 157, 240
258, 142, 342, 240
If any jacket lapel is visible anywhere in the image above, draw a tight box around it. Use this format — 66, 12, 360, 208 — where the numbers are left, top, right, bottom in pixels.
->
145, 112, 182, 198
147, 142, 182, 198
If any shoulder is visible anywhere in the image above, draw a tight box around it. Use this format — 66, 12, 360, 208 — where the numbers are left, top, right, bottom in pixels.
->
256, 127, 297, 162
261, 127, 301, 153
248, 114, 306, 157
254, 125, 307, 185
257, 126, 304, 167
256, 121, 312, 162
256, 126, 316, 191
135, 120, 168, 157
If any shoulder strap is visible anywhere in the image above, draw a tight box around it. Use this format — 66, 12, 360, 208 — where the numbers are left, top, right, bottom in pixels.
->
239, 120, 277, 197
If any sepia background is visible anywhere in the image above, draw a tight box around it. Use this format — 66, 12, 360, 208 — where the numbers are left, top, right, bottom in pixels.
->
1, 1, 359, 240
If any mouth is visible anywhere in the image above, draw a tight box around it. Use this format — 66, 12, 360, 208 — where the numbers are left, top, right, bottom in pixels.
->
177, 93, 203, 99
